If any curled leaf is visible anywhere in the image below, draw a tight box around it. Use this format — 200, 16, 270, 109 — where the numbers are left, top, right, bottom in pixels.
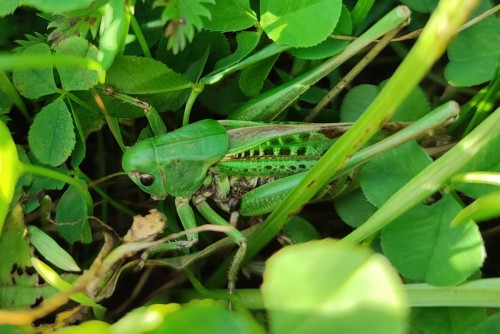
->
451, 191, 500, 226
0, 120, 22, 233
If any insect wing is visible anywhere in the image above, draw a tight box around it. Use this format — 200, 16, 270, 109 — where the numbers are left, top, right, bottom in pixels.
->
224, 122, 353, 154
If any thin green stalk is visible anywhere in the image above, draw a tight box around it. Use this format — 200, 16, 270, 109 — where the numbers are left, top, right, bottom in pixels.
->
183, 82, 205, 126
351, 0, 376, 32
184, 269, 236, 303
175, 277, 500, 309
464, 60, 500, 135
78, 171, 137, 217
343, 107, 500, 243
0, 71, 29, 121
90, 88, 126, 151
230, 6, 411, 121
65, 91, 102, 117
405, 278, 500, 307
175, 288, 264, 309
304, 26, 402, 121
130, 14, 152, 58
0, 54, 102, 73
245, 0, 479, 260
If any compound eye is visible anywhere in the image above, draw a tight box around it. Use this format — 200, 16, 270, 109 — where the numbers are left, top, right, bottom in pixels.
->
138, 173, 154, 186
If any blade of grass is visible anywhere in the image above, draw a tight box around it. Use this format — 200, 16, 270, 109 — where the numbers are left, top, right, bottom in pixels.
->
246, 0, 480, 260
344, 106, 499, 243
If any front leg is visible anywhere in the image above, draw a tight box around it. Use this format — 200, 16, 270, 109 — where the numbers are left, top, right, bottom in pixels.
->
175, 196, 199, 246
193, 195, 247, 295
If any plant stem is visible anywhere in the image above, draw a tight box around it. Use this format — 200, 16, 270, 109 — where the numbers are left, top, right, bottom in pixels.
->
246, 0, 480, 259
130, 15, 152, 58
343, 107, 499, 244
175, 277, 500, 309
0, 71, 29, 121
0, 54, 102, 73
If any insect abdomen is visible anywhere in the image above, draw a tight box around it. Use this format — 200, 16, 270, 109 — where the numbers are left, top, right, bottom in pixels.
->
216, 132, 334, 177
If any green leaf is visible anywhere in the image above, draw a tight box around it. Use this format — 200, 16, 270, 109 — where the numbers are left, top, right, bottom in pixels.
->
280, 216, 320, 244
0, 272, 57, 310
290, 5, 352, 60
31, 258, 105, 312
55, 36, 99, 91
334, 187, 377, 228
340, 83, 429, 122
21, 0, 94, 13
451, 191, 500, 226
411, 307, 486, 334
457, 130, 500, 198
102, 56, 194, 115
398, 0, 438, 13
47, 4, 103, 47
0, 86, 13, 115
152, 300, 265, 334
202, 0, 257, 32
72, 93, 105, 136
99, 0, 130, 69
0, 120, 22, 231
55, 180, 91, 244
27, 225, 81, 272
262, 239, 408, 334
52, 320, 112, 334
339, 84, 379, 122
106, 56, 192, 94
0, 205, 32, 284
0, 325, 23, 334
381, 195, 485, 285
260, 0, 342, 48
473, 313, 500, 334
160, 31, 230, 78
12, 43, 57, 99
70, 102, 87, 168
360, 141, 432, 207
10, 145, 32, 212
351, 0, 375, 32
28, 99, 76, 167
198, 76, 248, 117
111, 304, 180, 334
0, 0, 19, 17
214, 32, 260, 70
445, 14, 500, 87
239, 53, 279, 97
157, 0, 215, 54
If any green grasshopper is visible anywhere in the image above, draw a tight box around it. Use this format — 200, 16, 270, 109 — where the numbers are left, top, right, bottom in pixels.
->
121, 105, 457, 292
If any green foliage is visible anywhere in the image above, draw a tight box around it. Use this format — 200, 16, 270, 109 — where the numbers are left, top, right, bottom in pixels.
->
260, 0, 342, 48
28, 99, 76, 166
156, 0, 216, 54
13, 43, 57, 99
411, 307, 486, 334
0, 205, 32, 284
151, 300, 265, 334
55, 180, 91, 244
290, 5, 353, 60
46, 1, 104, 46
445, 2, 500, 86
262, 239, 408, 334
202, 0, 257, 32
340, 83, 429, 122
55, 37, 100, 90
27, 225, 81, 272
0, 0, 498, 332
